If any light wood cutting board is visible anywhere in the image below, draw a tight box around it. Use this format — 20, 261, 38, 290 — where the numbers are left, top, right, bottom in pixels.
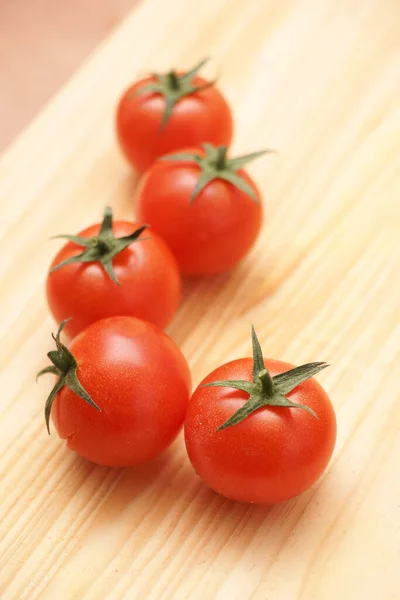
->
1, 0, 399, 598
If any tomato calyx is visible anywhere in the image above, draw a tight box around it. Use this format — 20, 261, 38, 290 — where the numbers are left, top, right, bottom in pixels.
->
204, 326, 329, 431
136, 58, 216, 128
161, 143, 273, 203
37, 320, 100, 434
50, 207, 149, 284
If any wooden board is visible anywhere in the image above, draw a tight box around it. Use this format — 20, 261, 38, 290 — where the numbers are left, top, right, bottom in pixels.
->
1, 0, 399, 598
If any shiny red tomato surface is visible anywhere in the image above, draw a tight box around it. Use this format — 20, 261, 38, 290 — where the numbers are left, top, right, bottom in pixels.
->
135, 150, 263, 275
116, 75, 233, 173
52, 317, 191, 466
47, 221, 181, 339
185, 358, 336, 504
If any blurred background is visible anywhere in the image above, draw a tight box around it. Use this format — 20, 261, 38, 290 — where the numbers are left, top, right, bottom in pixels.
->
0, 0, 138, 153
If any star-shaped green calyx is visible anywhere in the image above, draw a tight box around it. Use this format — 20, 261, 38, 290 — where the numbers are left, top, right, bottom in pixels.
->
50, 207, 149, 284
204, 326, 329, 431
161, 143, 273, 203
37, 320, 100, 434
136, 58, 216, 128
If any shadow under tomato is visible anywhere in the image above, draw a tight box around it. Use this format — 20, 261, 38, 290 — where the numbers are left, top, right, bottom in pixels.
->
163, 459, 337, 556
166, 269, 236, 347
70, 449, 172, 530
61, 434, 338, 582
167, 252, 280, 342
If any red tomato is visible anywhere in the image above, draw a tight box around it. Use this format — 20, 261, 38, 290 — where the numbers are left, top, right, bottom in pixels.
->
47, 210, 181, 339
116, 60, 233, 173
185, 356, 336, 504
40, 317, 191, 466
135, 145, 264, 275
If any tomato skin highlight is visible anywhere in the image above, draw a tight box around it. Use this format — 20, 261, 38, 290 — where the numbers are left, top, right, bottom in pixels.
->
184, 358, 336, 504
116, 75, 233, 173
52, 317, 191, 466
46, 221, 181, 339
135, 151, 263, 275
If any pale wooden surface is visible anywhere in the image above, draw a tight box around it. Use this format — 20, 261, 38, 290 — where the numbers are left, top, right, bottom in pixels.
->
0, 0, 400, 598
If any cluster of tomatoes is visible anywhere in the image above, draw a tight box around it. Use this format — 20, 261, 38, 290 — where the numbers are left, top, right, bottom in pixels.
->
39, 59, 337, 504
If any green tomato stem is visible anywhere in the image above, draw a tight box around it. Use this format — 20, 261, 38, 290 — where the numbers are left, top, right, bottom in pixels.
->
91, 236, 111, 254
203, 326, 329, 430
50, 207, 149, 284
258, 369, 274, 397
215, 146, 228, 170
167, 70, 180, 91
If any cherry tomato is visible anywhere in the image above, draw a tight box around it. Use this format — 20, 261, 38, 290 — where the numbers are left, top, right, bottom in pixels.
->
38, 317, 191, 466
184, 328, 336, 504
46, 207, 181, 339
135, 144, 265, 275
116, 59, 233, 173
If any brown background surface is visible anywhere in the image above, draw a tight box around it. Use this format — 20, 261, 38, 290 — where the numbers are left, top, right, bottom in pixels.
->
0, 0, 137, 151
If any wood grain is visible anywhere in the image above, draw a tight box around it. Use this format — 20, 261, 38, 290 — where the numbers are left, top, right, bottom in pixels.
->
1, 0, 399, 598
